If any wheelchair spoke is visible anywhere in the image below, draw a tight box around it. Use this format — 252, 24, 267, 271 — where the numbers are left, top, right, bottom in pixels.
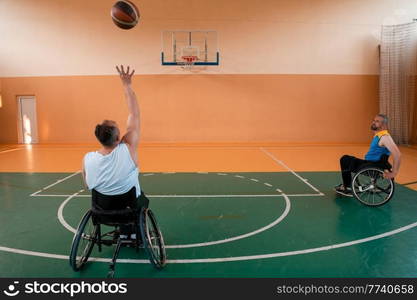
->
70, 210, 97, 271
352, 167, 394, 206
374, 189, 385, 204
375, 185, 390, 195
375, 191, 385, 201
365, 190, 373, 204
149, 230, 161, 254
79, 223, 95, 260
369, 193, 375, 204
71, 193, 167, 275
140, 209, 166, 269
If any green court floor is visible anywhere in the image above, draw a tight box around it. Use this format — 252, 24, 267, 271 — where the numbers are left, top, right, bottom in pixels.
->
1, 172, 417, 278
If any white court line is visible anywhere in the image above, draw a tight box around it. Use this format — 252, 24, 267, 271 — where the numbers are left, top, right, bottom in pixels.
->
29, 171, 322, 198
169, 221, 417, 263
31, 193, 324, 198
0, 246, 69, 260
165, 194, 290, 248
260, 148, 323, 194
14, 170, 415, 264
57, 190, 84, 234
29, 170, 323, 198
2, 220, 417, 264
58, 192, 290, 248
0, 148, 23, 154
0, 245, 149, 263
30, 171, 81, 196
149, 194, 282, 198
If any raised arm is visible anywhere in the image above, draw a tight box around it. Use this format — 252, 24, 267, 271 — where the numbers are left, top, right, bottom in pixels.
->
380, 135, 401, 179
116, 65, 140, 165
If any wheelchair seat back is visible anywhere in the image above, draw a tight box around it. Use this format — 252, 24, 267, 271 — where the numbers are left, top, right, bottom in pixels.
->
91, 187, 138, 225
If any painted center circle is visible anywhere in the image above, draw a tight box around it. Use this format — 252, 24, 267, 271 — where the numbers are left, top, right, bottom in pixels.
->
60, 173, 290, 248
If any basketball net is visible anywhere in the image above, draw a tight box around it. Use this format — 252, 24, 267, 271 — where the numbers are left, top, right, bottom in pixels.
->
180, 55, 198, 71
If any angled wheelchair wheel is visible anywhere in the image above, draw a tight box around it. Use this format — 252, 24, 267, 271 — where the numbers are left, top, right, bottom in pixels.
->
139, 208, 166, 269
69, 210, 98, 271
351, 167, 395, 207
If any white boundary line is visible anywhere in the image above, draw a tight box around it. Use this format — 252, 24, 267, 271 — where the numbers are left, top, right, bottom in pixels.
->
168, 221, 417, 263
29, 170, 324, 198
260, 148, 323, 195
31, 193, 324, 198
1, 220, 417, 264
6, 171, 417, 264
57, 190, 84, 234
57, 192, 291, 249
30, 171, 81, 196
168, 194, 290, 248
0, 148, 23, 154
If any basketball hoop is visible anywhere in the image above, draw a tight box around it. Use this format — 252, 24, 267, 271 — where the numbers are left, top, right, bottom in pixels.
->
180, 55, 198, 70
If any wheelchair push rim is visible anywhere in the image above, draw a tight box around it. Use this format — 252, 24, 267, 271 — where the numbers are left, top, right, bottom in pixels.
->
352, 167, 394, 206
69, 210, 98, 271
140, 208, 167, 269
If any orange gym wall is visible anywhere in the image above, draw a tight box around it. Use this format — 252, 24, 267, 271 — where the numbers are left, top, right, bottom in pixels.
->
0, 0, 416, 144
0, 75, 378, 143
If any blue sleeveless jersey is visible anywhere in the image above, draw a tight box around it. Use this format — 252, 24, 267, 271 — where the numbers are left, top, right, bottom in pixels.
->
364, 130, 390, 161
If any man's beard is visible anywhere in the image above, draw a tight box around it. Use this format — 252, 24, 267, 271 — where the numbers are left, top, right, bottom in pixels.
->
371, 124, 378, 130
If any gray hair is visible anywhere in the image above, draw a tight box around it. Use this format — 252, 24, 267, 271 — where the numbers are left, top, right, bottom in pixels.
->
377, 114, 389, 125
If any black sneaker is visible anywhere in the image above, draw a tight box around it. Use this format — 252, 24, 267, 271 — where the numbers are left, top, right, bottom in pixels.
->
334, 184, 353, 197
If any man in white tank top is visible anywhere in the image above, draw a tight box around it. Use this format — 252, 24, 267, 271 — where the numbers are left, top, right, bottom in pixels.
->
82, 65, 145, 207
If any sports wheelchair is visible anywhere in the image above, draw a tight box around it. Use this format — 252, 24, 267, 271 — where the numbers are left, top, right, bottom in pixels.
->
351, 154, 395, 206
69, 187, 166, 277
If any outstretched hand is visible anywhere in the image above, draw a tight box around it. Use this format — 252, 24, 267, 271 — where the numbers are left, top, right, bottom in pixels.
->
116, 65, 135, 85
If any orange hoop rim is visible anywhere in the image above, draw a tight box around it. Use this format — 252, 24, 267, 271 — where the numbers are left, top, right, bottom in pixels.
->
181, 55, 198, 63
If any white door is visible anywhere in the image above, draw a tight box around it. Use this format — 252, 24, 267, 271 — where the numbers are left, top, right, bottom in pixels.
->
18, 96, 38, 144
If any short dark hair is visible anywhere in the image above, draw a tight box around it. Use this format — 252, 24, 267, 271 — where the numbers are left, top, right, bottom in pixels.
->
94, 120, 119, 147
377, 114, 389, 125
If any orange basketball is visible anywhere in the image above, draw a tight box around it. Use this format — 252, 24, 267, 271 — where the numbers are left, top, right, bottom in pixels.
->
111, 1, 140, 30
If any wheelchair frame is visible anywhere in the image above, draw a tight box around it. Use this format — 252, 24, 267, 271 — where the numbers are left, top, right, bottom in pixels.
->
351, 155, 395, 206
69, 191, 166, 277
